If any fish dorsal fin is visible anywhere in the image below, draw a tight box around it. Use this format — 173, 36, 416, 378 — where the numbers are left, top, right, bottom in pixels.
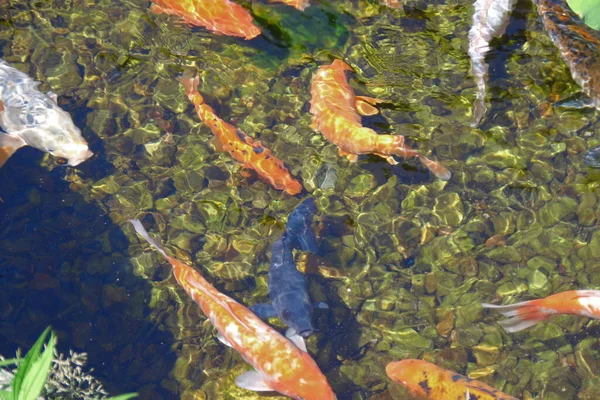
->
286, 328, 307, 352
0, 134, 26, 168
234, 370, 274, 392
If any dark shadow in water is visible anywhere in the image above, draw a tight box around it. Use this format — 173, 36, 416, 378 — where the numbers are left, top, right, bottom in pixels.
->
0, 151, 177, 398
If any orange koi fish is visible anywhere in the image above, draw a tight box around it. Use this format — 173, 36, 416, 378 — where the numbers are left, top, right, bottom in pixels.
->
309, 60, 451, 180
180, 73, 302, 195
269, 0, 311, 10
150, 0, 261, 40
130, 220, 337, 400
482, 290, 600, 332
386, 359, 517, 400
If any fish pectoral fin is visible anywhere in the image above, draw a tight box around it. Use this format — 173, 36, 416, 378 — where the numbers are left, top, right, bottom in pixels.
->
355, 96, 381, 116
216, 332, 234, 348
286, 329, 307, 352
0, 134, 26, 168
339, 149, 359, 162
249, 303, 278, 319
234, 371, 274, 392
46, 91, 58, 103
374, 153, 398, 165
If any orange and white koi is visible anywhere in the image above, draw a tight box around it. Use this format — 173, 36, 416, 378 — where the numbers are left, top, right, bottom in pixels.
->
180, 72, 302, 195
309, 60, 450, 180
269, 0, 310, 11
150, 0, 261, 40
130, 220, 336, 400
386, 359, 517, 400
482, 290, 600, 332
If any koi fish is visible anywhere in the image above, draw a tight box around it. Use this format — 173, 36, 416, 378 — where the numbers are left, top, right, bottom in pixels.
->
386, 359, 517, 400
180, 72, 302, 195
468, 0, 517, 126
269, 0, 310, 11
0, 59, 92, 168
482, 290, 600, 332
150, 0, 261, 40
251, 198, 322, 338
130, 220, 337, 400
533, 0, 600, 110
309, 60, 450, 180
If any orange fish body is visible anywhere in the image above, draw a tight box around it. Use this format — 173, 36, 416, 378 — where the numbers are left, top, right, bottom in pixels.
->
180, 73, 302, 195
482, 290, 600, 332
150, 0, 261, 40
269, 0, 311, 10
130, 220, 336, 400
386, 359, 517, 400
309, 60, 450, 180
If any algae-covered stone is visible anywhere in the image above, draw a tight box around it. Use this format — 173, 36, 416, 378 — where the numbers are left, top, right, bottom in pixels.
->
537, 197, 577, 227
486, 247, 521, 264
432, 192, 463, 227
345, 174, 376, 198
173, 170, 205, 196
577, 192, 597, 226
116, 181, 154, 210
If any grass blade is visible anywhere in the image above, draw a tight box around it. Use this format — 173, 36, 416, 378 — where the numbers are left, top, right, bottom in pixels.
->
11, 327, 56, 400
105, 394, 138, 400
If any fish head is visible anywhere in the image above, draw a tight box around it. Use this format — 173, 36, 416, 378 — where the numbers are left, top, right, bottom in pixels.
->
43, 108, 93, 166
280, 304, 314, 338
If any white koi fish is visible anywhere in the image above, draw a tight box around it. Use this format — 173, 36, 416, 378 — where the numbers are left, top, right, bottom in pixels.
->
468, 0, 517, 126
0, 59, 92, 167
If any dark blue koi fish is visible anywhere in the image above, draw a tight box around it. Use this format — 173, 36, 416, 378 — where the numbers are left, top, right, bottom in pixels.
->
584, 145, 600, 168
251, 198, 325, 338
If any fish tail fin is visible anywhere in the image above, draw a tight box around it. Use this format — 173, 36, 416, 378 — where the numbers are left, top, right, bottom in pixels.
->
417, 155, 451, 181
129, 219, 169, 259
179, 71, 204, 105
482, 300, 550, 332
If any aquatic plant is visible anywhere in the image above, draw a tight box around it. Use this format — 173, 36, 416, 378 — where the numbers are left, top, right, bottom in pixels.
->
0, 328, 137, 400
567, 0, 600, 29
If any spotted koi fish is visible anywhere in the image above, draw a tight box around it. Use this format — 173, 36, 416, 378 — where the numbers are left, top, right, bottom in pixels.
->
0, 59, 92, 167
482, 290, 600, 332
386, 359, 517, 400
309, 60, 450, 180
533, 0, 600, 110
150, 0, 261, 40
130, 220, 336, 399
270, 0, 311, 11
468, 0, 517, 126
180, 72, 302, 195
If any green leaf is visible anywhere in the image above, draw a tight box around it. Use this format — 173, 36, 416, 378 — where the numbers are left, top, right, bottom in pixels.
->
0, 359, 21, 368
105, 394, 138, 400
11, 327, 56, 400
567, 0, 600, 30
0, 389, 13, 400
